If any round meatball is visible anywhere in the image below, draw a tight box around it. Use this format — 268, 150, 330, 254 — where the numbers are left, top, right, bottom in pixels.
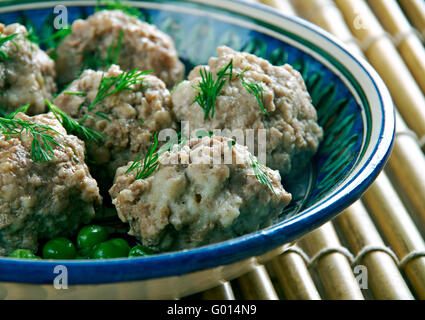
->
55, 10, 185, 88
0, 23, 56, 115
54, 64, 176, 180
0, 113, 102, 256
172, 46, 323, 177
109, 136, 292, 251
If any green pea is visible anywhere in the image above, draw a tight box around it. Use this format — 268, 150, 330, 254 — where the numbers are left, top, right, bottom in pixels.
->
8, 249, 40, 259
42, 237, 77, 259
77, 225, 109, 249
128, 244, 155, 257
91, 238, 130, 259
75, 247, 92, 259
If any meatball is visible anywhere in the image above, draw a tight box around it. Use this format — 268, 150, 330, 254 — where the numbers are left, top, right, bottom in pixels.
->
54, 64, 176, 181
55, 10, 185, 88
0, 23, 56, 115
109, 136, 292, 251
0, 113, 102, 256
172, 46, 323, 177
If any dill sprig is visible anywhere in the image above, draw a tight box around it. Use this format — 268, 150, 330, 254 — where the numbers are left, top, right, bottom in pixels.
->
81, 29, 124, 72
46, 100, 105, 144
192, 60, 233, 120
5, 104, 29, 119
88, 68, 152, 110
95, 0, 142, 18
240, 75, 267, 115
158, 131, 189, 155
0, 107, 62, 163
126, 132, 160, 180
64, 91, 87, 97
0, 33, 18, 60
192, 60, 267, 119
235, 69, 267, 115
249, 154, 276, 195
107, 29, 124, 66
45, 26, 72, 59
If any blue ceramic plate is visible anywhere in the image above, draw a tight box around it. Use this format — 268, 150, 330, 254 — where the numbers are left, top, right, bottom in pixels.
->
0, 0, 394, 293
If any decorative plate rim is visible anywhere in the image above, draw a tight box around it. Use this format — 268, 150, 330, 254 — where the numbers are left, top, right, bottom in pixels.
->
0, 0, 395, 285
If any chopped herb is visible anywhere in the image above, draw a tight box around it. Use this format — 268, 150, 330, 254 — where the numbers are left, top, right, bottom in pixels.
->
158, 131, 188, 155
0, 33, 18, 60
249, 154, 276, 195
81, 29, 124, 72
95, 111, 112, 122
46, 100, 105, 144
107, 29, 124, 66
126, 132, 160, 180
5, 104, 29, 119
64, 91, 87, 97
95, 0, 142, 18
0, 111, 62, 163
88, 68, 152, 110
192, 60, 233, 120
24, 26, 40, 44
240, 74, 267, 115
46, 26, 72, 60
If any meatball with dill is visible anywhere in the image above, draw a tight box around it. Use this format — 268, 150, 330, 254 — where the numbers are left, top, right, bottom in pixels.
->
0, 23, 57, 115
0, 112, 102, 256
55, 9, 185, 88
110, 136, 292, 252
54, 64, 176, 182
172, 46, 323, 178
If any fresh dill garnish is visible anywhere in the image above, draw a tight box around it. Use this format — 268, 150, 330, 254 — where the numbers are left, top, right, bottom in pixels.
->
0, 107, 62, 163
46, 26, 72, 59
88, 68, 152, 110
157, 131, 188, 155
5, 104, 30, 119
94, 111, 112, 122
64, 91, 87, 97
0, 33, 18, 60
81, 29, 124, 72
126, 132, 160, 180
192, 60, 233, 120
192, 60, 267, 119
95, 0, 142, 18
240, 74, 267, 115
46, 100, 105, 144
249, 154, 276, 195
107, 29, 124, 66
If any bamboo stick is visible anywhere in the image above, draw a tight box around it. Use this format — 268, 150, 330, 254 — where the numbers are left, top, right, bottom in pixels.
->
336, 201, 413, 299
268, 249, 321, 300
368, 0, 425, 94
398, 0, 425, 40
363, 162, 425, 299
202, 281, 235, 300
334, 0, 425, 143
386, 112, 425, 227
237, 265, 279, 300
298, 224, 364, 300
290, 0, 362, 55
262, 0, 425, 300
288, 0, 421, 298
291, 0, 425, 228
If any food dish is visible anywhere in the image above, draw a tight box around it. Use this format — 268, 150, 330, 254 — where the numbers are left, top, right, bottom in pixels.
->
0, 0, 394, 299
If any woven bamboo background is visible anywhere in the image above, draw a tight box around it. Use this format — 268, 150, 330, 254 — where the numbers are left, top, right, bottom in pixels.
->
183, 0, 425, 300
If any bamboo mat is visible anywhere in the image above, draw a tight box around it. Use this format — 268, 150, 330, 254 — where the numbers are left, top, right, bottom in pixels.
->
181, 0, 425, 300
